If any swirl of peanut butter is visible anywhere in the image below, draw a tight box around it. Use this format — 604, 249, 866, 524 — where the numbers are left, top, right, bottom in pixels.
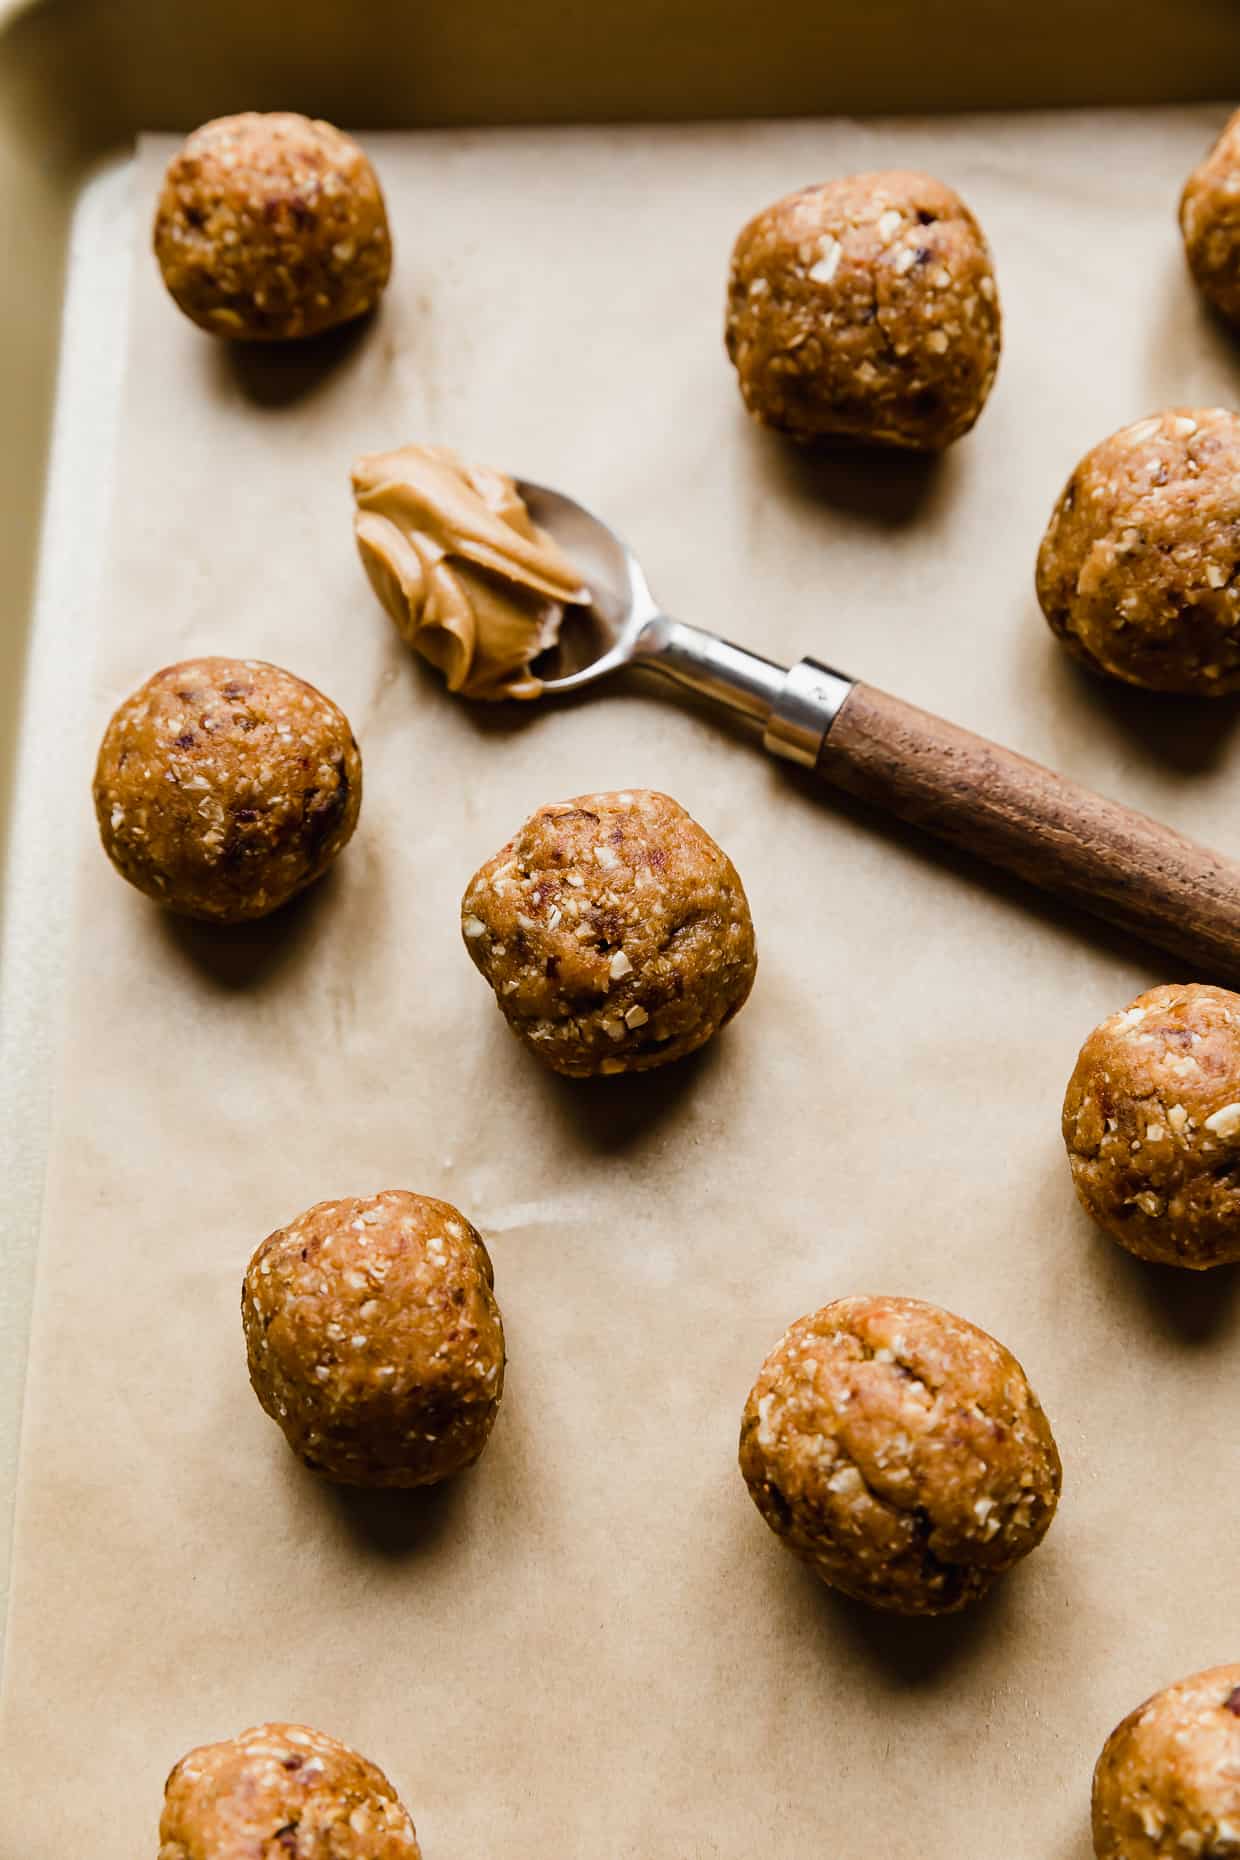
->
351, 444, 590, 700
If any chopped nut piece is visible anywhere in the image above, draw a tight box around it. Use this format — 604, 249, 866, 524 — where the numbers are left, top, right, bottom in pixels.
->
807, 237, 842, 284
1204, 1101, 1240, 1137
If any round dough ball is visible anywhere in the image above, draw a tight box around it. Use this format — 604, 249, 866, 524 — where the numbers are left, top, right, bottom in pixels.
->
724, 169, 1001, 450
460, 788, 757, 1078
243, 1190, 505, 1487
93, 656, 361, 923
1063, 982, 1240, 1269
738, 1294, 1061, 1615
1092, 1665, 1240, 1860
159, 1722, 420, 1860
153, 112, 391, 340
1036, 408, 1240, 694
1180, 110, 1240, 326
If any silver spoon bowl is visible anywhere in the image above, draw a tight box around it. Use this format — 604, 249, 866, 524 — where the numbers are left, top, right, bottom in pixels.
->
519, 478, 852, 766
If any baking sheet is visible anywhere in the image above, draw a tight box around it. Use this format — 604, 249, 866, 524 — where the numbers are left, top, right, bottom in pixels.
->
4, 110, 1240, 1859
0, 152, 133, 1643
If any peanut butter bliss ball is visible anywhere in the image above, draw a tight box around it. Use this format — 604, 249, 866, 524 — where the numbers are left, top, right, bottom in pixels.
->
1063, 983, 1240, 1269
154, 112, 391, 340
724, 170, 1001, 449
739, 1295, 1061, 1615
159, 1722, 420, 1860
93, 656, 361, 922
1092, 1665, 1240, 1860
1036, 408, 1240, 694
1180, 109, 1240, 327
243, 1191, 505, 1486
461, 789, 757, 1078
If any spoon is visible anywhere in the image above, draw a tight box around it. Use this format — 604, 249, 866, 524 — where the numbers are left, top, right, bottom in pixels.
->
520, 477, 1240, 980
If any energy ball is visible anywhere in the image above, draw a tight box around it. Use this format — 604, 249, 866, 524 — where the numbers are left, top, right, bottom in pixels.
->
243, 1190, 505, 1487
93, 656, 361, 923
1180, 110, 1240, 326
159, 1722, 420, 1860
1036, 408, 1240, 694
1062, 982, 1240, 1269
1092, 1665, 1240, 1860
739, 1295, 1061, 1615
154, 112, 391, 340
461, 789, 756, 1078
724, 170, 1001, 450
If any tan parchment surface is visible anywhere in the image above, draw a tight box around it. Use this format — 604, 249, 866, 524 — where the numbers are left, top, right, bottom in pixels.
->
5, 111, 1240, 1859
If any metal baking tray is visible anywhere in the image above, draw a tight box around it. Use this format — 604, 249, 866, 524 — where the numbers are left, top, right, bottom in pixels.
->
1, 0, 1237, 1707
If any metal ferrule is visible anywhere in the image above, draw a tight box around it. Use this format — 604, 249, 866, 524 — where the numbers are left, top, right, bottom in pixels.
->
635, 623, 853, 766
763, 658, 855, 768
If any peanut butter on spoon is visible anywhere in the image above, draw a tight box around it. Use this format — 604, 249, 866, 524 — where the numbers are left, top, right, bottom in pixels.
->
351, 444, 590, 699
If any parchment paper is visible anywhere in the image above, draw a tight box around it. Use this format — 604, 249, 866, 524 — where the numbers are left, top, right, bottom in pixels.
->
5, 111, 1240, 1860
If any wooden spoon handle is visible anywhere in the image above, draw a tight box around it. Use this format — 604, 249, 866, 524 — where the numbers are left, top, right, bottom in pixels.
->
817, 680, 1240, 979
